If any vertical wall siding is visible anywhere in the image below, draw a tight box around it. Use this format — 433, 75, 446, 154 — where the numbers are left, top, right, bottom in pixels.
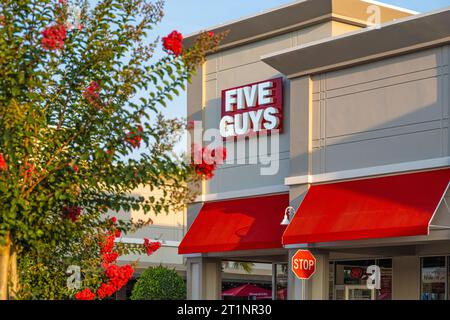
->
311, 46, 450, 174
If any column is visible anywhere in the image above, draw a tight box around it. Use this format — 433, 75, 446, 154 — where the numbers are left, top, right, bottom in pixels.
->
311, 251, 330, 300
186, 257, 222, 300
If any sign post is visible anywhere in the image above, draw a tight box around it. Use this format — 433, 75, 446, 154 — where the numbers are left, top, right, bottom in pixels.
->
291, 250, 316, 280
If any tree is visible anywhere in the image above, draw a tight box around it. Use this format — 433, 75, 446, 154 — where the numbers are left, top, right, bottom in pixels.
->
131, 265, 186, 300
0, 0, 225, 299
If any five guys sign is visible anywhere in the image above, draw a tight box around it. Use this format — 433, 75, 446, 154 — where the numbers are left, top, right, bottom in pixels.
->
220, 78, 283, 138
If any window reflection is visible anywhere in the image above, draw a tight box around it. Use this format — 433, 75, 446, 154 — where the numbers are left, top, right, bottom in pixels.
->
421, 257, 446, 300
331, 259, 392, 300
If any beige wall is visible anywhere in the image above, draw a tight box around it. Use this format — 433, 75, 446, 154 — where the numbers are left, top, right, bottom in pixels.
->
311, 46, 450, 174
125, 185, 185, 242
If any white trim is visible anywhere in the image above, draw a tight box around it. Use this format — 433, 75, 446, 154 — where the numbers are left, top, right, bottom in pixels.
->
194, 184, 289, 203
429, 182, 450, 231
362, 0, 419, 15
285, 157, 450, 186
184, 0, 309, 38
116, 237, 180, 248
185, 0, 417, 39
261, 6, 449, 61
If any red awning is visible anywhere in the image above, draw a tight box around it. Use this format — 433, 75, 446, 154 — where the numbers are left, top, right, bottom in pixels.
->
283, 169, 450, 245
222, 284, 272, 298
179, 194, 289, 254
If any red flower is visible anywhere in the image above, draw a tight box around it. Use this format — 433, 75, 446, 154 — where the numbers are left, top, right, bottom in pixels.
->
211, 146, 227, 164
125, 126, 143, 149
162, 30, 183, 56
83, 81, 100, 99
0, 153, 7, 171
143, 238, 162, 256
62, 206, 81, 222
207, 31, 214, 38
114, 229, 121, 238
191, 145, 227, 180
97, 264, 134, 298
73, 165, 79, 173
21, 163, 35, 179
102, 252, 119, 265
75, 288, 96, 300
41, 24, 67, 51
100, 234, 115, 255
111, 217, 117, 224
96, 282, 116, 299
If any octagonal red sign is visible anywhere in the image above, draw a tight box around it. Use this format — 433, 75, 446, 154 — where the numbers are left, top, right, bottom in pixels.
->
292, 250, 316, 280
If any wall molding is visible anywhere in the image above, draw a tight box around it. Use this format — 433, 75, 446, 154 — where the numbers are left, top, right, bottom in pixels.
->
194, 184, 289, 203
285, 157, 450, 186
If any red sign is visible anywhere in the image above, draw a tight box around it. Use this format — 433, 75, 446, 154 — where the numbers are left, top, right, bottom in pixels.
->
220, 77, 283, 139
292, 250, 316, 280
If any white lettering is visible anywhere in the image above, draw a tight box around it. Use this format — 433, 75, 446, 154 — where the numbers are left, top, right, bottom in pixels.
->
248, 109, 264, 132
236, 88, 245, 110
258, 81, 273, 105
243, 85, 258, 108
234, 113, 250, 136
263, 107, 279, 130
225, 89, 237, 112
219, 115, 235, 137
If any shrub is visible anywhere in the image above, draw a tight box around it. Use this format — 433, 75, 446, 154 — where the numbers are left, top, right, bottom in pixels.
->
131, 266, 186, 300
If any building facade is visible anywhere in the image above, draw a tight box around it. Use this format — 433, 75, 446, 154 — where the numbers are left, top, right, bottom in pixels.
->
179, 0, 450, 300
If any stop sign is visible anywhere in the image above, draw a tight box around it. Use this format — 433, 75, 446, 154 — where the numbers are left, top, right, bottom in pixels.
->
291, 250, 316, 280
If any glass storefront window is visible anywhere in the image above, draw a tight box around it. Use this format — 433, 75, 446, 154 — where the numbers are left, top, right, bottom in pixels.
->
331, 259, 392, 300
377, 259, 393, 300
421, 257, 447, 300
274, 263, 288, 300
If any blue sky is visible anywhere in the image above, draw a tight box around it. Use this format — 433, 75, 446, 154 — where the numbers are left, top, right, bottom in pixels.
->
146, 0, 450, 153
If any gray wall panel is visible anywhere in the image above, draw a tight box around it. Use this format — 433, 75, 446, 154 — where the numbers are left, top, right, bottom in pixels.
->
311, 46, 450, 174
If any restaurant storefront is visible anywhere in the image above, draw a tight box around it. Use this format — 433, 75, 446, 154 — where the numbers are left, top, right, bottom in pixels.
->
179, 0, 450, 300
